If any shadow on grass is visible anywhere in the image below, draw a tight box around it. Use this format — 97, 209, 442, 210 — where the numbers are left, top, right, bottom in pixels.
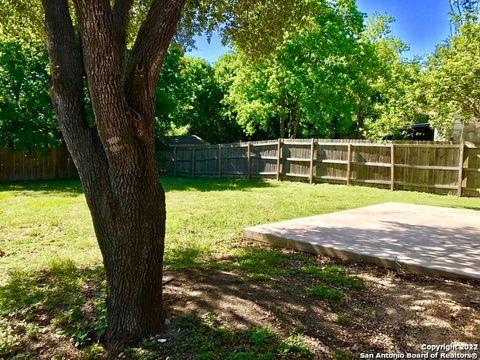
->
162, 245, 480, 359
0, 177, 276, 196
161, 176, 278, 193
130, 314, 314, 360
0, 254, 315, 360
0, 179, 83, 196
0, 259, 106, 359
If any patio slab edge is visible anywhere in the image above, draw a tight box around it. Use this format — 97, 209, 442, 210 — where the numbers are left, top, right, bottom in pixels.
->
243, 227, 480, 282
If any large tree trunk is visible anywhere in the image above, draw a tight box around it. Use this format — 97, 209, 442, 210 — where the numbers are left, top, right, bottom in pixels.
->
92, 160, 166, 346
42, 0, 186, 349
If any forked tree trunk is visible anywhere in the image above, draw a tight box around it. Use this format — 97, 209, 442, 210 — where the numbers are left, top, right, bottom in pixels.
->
41, 0, 186, 348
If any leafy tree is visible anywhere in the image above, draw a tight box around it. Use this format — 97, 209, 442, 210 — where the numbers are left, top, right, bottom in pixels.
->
156, 48, 243, 143
222, 0, 379, 139
361, 15, 426, 140
425, 22, 480, 134
213, 53, 250, 141
278, 0, 374, 138
449, 0, 480, 32
1, 0, 323, 350
0, 41, 60, 151
220, 53, 281, 138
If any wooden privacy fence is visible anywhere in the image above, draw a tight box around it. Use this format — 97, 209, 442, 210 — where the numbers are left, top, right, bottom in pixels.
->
157, 139, 480, 197
0, 147, 78, 182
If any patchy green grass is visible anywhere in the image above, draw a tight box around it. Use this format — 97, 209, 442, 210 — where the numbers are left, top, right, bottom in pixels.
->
305, 265, 365, 303
129, 316, 314, 360
332, 349, 357, 360
0, 259, 106, 358
303, 265, 365, 289
1, 177, 479, 359
309, 285, 345, 302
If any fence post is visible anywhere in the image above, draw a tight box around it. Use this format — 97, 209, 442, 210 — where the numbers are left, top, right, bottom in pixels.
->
173, 146, 177, 177
457, 139, 465, 197
390, 143, 395, 191
218, 144, 222, 179
247, 142, 252, 179
309, 138, 315, 184
346, 143, 352, 185
54, 147, 60, 179
276, 139, 282, 181
12, 150, 16, 180
191, 147, 196, 178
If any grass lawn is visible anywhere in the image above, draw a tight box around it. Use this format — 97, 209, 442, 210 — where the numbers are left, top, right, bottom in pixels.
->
1, 177, 479, 359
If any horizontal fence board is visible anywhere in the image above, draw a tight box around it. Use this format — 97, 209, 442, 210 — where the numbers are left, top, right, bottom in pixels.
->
321, 160, 348, 164
352, 179, 391, 185
285, 173, 310, 178
353, 162, 392, 168
395, 181, 458, 190
395, 164, 460, 171
394, 144, 460, 148
318, 176, 348, 181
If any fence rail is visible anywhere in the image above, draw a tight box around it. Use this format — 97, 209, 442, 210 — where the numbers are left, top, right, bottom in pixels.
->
157, 139, 480, 197
0, 147, 78, 182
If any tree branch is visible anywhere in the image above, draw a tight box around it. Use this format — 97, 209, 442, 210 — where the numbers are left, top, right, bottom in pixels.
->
42, 0, 90, 141
112, 0, 135, 69
72, 0, 137, 159
126, 0, 187, 118
42, 0, 110, 196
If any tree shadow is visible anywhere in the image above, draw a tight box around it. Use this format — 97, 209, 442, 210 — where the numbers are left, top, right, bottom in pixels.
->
162, 245, 480, 358
0, 259, 106, 359
161, 176, 278, 193
0, 179, 84, 196
0, 177, 276, 195
129, 313, 315, 359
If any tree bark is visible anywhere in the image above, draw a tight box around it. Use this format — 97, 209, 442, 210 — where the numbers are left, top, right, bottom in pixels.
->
356, 103, 365, 139
42, 0, 186, 349
292, 104, 301, 139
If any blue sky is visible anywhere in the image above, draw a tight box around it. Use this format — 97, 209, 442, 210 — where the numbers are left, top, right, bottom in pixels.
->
187, 0, 453, 63
357, 0, 452, 58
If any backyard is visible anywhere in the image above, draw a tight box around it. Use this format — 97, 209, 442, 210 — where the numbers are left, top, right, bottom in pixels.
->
0, 178, 479, 359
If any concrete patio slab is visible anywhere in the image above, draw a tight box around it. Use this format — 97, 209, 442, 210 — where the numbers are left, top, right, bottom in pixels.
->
244, 203, 480, 280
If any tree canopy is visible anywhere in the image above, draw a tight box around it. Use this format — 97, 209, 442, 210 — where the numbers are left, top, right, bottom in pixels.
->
425, 22, 480, 135
2, 0, 480, 148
